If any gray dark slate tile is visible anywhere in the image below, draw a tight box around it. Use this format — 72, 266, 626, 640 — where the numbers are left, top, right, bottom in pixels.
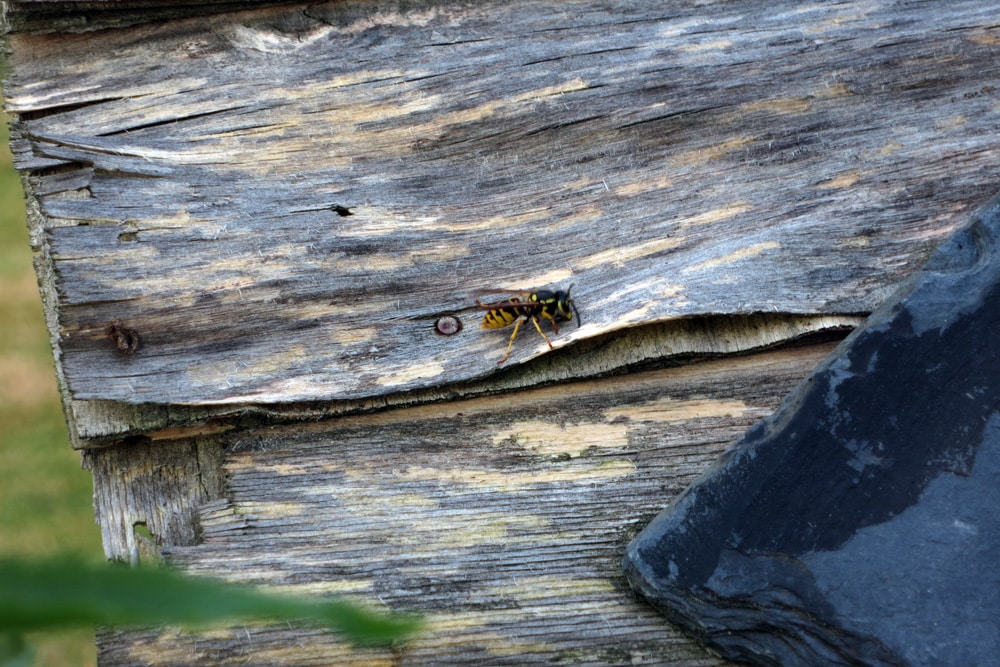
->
624, 193, 1000, 666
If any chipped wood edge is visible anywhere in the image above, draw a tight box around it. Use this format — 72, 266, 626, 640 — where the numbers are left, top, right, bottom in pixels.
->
84, 437, 225, 561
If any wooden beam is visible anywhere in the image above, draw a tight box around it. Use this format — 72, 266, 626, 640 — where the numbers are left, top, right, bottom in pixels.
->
6, 0, 996, 414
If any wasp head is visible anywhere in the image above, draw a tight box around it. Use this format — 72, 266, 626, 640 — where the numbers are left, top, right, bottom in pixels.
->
555, 284, 580, 327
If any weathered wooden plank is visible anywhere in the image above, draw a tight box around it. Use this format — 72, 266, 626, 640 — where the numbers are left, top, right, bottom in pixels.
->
6, 0, 999, 408
90, 343, 834, 665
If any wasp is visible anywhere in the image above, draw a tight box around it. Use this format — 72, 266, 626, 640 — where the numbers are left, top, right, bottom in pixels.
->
475, 285, 580, 365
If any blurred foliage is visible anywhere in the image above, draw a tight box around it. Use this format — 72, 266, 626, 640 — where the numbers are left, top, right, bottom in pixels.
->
0, 557, 421, 666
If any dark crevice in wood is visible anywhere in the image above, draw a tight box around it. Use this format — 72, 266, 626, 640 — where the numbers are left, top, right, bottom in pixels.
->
615, 106, 732, 130
15, 97, 126, 121
24, 161, 91, 179
100, 106, 252, 136
487, 313, 860, 386
520, 115, 606, 138
70, 313, 860, 449
4, 0, 291, 34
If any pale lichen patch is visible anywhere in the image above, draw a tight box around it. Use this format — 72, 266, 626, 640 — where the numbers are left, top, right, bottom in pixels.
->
605, 397, 754, 423
492, 420, 628, 457
681, 241, 781, 274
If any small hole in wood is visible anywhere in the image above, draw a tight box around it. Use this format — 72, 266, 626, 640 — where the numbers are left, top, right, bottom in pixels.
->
331, 205, 354, 217
133, 522, 154, 542
131, 521, 163, 567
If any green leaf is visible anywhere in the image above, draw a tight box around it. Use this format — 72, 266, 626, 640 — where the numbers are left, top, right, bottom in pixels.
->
0, 557, 419, 646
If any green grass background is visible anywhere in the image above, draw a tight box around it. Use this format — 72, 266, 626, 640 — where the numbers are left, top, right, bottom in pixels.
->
1, 111, 103, 664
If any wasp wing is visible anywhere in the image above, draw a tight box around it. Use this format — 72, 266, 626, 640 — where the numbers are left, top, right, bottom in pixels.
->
470, 289, 536, 310
472, 288, 536, 310
470, 288, 534, 297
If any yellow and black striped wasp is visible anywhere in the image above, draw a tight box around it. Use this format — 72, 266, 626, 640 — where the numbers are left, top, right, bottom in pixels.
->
474, 285, 580, 365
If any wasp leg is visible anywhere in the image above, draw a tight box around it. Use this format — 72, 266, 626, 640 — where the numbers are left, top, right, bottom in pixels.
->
529, 315, 555, 349
539, 311, 561, 335
498, 318, 525, 365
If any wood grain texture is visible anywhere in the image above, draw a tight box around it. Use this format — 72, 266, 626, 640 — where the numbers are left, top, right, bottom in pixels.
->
91, 343, 835, 666
6, 0, 999, 408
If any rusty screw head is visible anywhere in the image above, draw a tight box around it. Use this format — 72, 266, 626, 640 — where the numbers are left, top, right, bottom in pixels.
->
105, 319, 140, 355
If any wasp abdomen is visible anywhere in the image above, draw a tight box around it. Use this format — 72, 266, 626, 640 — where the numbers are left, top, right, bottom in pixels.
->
481, 298, 525, 329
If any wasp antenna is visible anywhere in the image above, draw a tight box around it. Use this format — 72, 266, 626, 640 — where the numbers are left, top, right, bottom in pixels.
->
565, 284, 581, 327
